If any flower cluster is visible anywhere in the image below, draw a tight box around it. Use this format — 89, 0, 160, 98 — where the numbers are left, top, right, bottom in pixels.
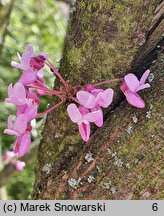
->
2, 151, 25, 171
67, 87, 114, 141
4, 45, 45, 157
4, 45, 151, 163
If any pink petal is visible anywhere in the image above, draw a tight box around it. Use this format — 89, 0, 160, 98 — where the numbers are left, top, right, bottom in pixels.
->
16, 105, 28, 116
83, 110, 101, 122
140, 69, 150, 85
18, 134, 31, 157
125, 92, 145, 108
19, 68, 37, 85
78, 123, 90, 142
94, 108, 103, 127
96, 88, 114, 108
27, 44, 34, 56
37, 69, 44, 78
27, 92, 40, 104
11, 61, 22, 69
124, 74, 140, 92
13, 82, 26, 99
21, 44, 34, 70
6, 97, 22, 106
77, 91, 96, 109
13, 114, 28, 134
8, 115, 13, 130
67, 103, 82, 123
90, 88, 103, 97
40, 52, 47, 59
136, 83, 150, 92
4, 129, 19, 136
13, 136, 21, 154
78, 106, 89, 115
24, 104, 38, 121
120, 81, 128, 92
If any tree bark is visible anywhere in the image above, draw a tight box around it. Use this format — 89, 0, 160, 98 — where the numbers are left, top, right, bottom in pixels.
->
32, 0, 164, 199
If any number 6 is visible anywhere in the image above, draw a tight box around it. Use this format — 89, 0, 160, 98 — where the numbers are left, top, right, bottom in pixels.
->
152, 203, 158, 211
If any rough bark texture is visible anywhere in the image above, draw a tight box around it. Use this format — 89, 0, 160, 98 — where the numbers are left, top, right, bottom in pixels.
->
32, 0, 164, 199
0, 0, 14, 57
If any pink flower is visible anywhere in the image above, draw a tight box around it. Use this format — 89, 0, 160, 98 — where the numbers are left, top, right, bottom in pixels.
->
17, 104, 38, 121
16, 94, 39, 122
4, 81, 39, 157
76, 90, 96, 109
14, 89, 39, 120
11, 44, 34, 70
19, 67, 38, 85
11, 44, 46, 86
91, 107, 103, 127
11, 44, 46, 71
77, 88, 114, 109
4, 114, 28, 136
19, 67, 46, 86
76, 88, 114, 127
121, 70, 150, 108
4, 114, 31, 157
15, 160, 26, 171
4, 151, 26, 171
13, 133, 31, 157
23, 104, 38, 121
95, 88, 114, 108
6, 82, 30, 106
67, 103, 101, 141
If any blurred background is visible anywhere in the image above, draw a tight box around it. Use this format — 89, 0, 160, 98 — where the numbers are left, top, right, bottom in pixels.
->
0, 0, 70, 199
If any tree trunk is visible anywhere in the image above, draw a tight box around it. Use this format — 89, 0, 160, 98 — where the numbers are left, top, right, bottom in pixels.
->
0, 0, 14, 57
32, 0, 164, 199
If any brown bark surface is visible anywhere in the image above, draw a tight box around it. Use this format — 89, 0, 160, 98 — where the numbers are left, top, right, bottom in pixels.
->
32, 0, 164, 199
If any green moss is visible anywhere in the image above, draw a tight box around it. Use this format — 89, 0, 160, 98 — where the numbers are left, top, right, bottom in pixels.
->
67, 45, 83, 68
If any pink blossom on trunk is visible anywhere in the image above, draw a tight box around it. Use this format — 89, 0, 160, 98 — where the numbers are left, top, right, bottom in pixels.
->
67, 103, 101, 141
13, 133, 31, 157
6, 82, 30, 106
4, 114, 28, 136
120, 70, 150, 108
